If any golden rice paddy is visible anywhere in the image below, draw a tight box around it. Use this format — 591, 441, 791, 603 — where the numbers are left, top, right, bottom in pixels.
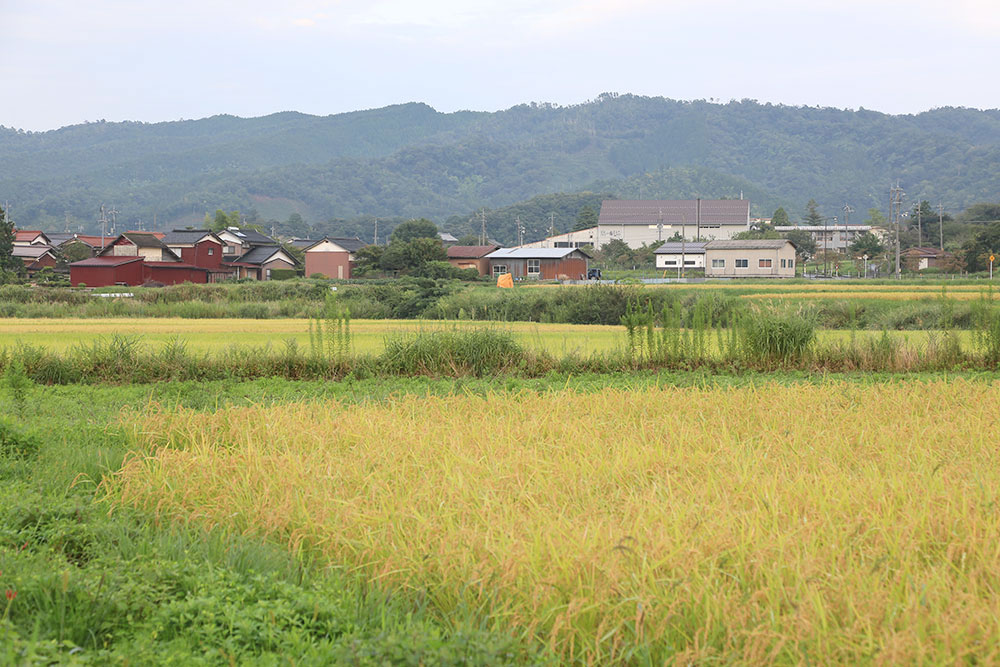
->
108, 380, 1000, 663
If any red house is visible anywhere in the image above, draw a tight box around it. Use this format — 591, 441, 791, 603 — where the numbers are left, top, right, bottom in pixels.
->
70, 256, 145, 287
162, 229, 232, 281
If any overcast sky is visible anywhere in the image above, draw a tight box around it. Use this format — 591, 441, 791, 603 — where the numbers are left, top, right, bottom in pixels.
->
2, 0, 998, 131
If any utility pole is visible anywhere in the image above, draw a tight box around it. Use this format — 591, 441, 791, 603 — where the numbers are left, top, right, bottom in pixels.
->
680, 214, 687, 279
99, 204, 109, 247
822, 216, 836, 277
657, 208, 663, 242
916, 203, 922, 248
938, 203, 944, 251
549, 213, 556, 238
696, 198, 701, 242
843, 204, 854, 226
890, 182, 904, 279
107, 205, 119, 236
374, 218, 378, 245
516, 216, 524, 246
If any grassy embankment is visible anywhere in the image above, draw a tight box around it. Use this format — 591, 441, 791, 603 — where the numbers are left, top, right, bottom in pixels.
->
104, 378, 1000, 663
2, 293, 999, 382
2, 280, 998, 330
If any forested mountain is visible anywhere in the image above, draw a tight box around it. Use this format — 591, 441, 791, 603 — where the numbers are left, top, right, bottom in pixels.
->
2, 94, 999, 243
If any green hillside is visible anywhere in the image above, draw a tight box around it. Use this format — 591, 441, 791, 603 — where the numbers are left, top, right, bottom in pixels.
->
2, 95, 999, 241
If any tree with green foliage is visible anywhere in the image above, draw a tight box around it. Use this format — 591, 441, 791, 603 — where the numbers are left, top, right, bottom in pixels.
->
390, 218, 438, 244
960, 203, 1000, 224
206, 209, 242, 232
574, 205, 598, 231
961, 222, 1000, 273
380, 237, 446, 272
456, 233, 480, 245
352, 244, 386, 276
733, 229, 781, 241
848, 232, 885, 259
285, 212, 309, 238
781, 230, 817, 258
55, 240, 94, 270
0, 204, 23, 278
803, 200, 823, 225
771, 207, 790, 227
865, 208, 887, 227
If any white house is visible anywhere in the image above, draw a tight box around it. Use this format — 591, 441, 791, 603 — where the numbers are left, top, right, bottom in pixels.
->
653, 242, 707, 269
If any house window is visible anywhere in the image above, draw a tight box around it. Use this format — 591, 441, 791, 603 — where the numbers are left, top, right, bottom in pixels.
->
780, 258, 786, 268
789, 258, 794, 269
527, 259, 540, 274
712, 258, 725, 268
492, 264, 508, 277
664, 260, 677, 266
735, 259, 749, 268
684, 259, 696, 266
224, 246, 235, 254
208, 248, 215, 256
265, 268, 272, 280
759, 259, 773, 268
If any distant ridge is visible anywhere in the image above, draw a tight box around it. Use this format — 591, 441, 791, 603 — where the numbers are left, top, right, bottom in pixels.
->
2, 95, 999, 238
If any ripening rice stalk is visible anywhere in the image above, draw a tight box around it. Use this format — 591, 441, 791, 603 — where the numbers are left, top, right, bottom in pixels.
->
106, 380, 1000, 663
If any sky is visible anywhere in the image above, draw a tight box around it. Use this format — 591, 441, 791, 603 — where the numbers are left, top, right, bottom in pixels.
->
2, 0, 999, 131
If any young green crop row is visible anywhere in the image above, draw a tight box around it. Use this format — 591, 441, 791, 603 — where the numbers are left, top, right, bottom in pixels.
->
106, 380, 1000, 663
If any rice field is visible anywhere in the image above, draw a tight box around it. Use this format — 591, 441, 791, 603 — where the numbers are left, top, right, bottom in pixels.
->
107, 379, 1000, 663
0, 317, 979, 357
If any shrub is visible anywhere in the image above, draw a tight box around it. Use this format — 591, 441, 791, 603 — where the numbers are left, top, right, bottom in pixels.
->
380, 328, 530, 377
0, 417, 41, 460
735, 309, 815, 364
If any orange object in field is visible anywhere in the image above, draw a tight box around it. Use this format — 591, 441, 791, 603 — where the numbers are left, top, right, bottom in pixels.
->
496, 273, 514, 288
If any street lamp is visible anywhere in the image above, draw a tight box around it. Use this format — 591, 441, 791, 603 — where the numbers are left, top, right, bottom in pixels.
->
863, 254, 869, 278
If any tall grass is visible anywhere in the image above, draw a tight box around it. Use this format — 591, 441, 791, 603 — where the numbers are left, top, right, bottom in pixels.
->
107, 380, 1000, 663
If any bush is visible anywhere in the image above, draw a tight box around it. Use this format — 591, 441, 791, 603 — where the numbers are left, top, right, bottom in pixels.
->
380, 328, 531, 377
736, 310, 816, 364
0, 417, 41, 459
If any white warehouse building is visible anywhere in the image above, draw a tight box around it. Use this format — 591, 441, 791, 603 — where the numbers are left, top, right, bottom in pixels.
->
594, 199, 750, 250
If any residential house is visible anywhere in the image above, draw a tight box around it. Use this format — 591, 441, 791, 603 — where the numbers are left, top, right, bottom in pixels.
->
902, 247, 956, 271
595, 199, 751, 250
98, 232, 183, 262
216, 227, 278, 258
161, 229, 231, 281
226, 245, 298, 280
13, 245, 58, 274
303, 237, 367, 279
485, 248, 590, 280
13, 230, 52, 247
446, 244, 500, 276
653, 242, 707, 270
703, 240, 796, 278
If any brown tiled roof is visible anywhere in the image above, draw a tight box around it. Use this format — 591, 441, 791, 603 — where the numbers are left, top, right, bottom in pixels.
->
598, 200, 750, 226
447, 244, 500, 259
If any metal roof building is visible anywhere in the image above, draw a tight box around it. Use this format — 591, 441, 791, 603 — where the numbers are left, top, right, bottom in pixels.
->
595, 199, 751, 249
